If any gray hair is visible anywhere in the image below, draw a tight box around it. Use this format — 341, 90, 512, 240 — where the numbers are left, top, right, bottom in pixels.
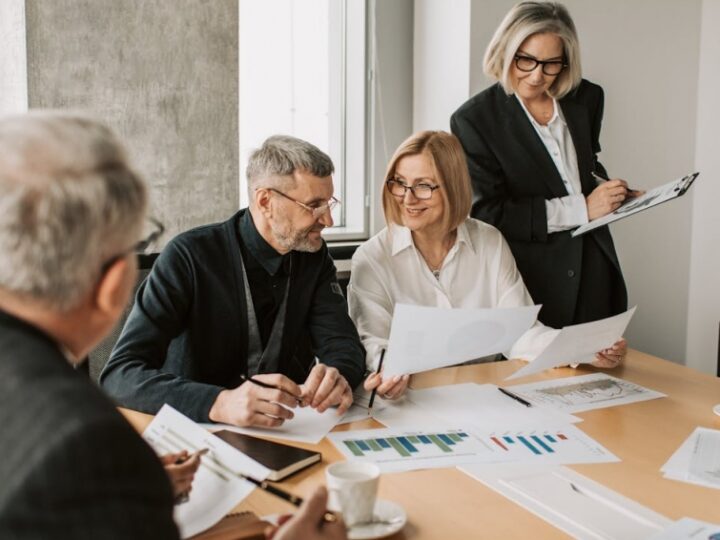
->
484, 1, 582, 99
0, 111, 147, 310
246, 135, 334, 198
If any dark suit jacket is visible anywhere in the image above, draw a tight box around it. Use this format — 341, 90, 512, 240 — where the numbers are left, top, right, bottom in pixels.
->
0, 310, 178, 539
451, 80, 627, 327
100, 209, 365, 422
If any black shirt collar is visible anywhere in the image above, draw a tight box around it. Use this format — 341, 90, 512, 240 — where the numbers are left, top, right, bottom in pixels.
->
240, 210, 290, 276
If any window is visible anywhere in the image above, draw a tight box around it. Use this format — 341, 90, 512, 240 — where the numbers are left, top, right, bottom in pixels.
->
239, 0, 368, 240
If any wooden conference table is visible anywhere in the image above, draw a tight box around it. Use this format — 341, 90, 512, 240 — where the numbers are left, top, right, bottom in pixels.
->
123, 350, 720, 539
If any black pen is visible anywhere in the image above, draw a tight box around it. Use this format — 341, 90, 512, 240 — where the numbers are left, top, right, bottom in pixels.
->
239, 473, 337, 523
367, 349, 386, 415
498, 387, 532, 407
240, 374, 302, 404
591, 171, 640, 197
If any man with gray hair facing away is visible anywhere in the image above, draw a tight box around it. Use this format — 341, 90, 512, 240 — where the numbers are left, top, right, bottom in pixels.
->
0, 111, 179, 538
101, 135, 365, 428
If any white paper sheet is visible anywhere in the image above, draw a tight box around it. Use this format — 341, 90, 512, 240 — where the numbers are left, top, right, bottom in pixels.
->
381, 304, 540, 378
329, 423, 617, 473
661, 427, 720, 490
374, 383, 581, 432
507, 307, 636, 381
337, 389, 388, 425
459, 464, 670, 540
507, 373, 665, 413
649, 518, 720, 539
144, 405, 270, 538
200, 405, 343, 444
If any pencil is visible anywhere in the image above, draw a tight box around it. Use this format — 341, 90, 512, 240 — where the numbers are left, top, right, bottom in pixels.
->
239, 473, 337, 523
367, 349, 386, 414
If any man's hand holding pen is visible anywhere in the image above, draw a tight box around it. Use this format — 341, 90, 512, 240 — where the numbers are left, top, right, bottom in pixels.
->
208, 366, 354, 428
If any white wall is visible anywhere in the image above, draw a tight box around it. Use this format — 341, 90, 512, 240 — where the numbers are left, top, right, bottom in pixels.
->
413, 0, 717, 372
686, 0, 720, 375
413, 0, 471, 131
0, 0, 28, 115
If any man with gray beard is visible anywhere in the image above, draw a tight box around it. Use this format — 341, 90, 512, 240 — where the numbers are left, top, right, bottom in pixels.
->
101, 135, 365, 428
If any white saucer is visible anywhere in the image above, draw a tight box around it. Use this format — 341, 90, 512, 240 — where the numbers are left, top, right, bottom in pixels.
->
713, 404, 720, 417
347, 499, 406, 540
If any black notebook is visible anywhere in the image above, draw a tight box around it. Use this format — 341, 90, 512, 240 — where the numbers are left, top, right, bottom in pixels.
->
214, 430, 321, 481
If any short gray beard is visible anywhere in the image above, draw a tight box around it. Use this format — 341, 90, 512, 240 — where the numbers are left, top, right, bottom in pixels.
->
270, 218, 323, 253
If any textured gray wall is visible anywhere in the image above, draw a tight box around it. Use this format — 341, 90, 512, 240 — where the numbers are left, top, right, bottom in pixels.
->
25, 0, 239, 241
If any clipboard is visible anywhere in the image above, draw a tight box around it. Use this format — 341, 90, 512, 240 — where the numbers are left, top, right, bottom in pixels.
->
571, 172, 699, 237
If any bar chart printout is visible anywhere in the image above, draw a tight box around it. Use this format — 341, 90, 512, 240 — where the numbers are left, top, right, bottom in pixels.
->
328, 428, 497, 472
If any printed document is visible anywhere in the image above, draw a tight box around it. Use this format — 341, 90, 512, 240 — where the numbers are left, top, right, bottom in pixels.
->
507, 307, 636, 380
144, 405, 270, 538
382, 304, 540, 378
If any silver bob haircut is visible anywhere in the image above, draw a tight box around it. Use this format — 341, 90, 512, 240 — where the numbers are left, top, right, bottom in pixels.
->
483, 1, 582, 99
245, 135, 334, 198
0, 111, 147, 310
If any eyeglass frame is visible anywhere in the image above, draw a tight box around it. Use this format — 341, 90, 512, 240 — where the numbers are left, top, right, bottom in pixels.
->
386, 178, 441, 200
513, 54, 567, 76
267, 187, 340, 218
100, 217, 165, 274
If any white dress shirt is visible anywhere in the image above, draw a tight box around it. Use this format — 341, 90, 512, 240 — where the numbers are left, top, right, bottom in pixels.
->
348, 218, 558, 370
515, 95, 589, 232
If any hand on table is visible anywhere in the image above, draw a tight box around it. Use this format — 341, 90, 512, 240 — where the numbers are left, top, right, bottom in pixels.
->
592, 338, 627, 369
364, 372, 410, 400
266, 486, 346, 540
300, 363, 353, 415
208, 374, 302, 427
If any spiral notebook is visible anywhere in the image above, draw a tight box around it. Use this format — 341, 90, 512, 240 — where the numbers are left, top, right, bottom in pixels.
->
214, 429, 321, 481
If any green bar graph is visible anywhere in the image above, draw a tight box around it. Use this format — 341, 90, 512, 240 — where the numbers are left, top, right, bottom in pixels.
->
367, 439, 382, 451
428, 434, 452, 453
344, 440, 363, 457
388, 437, 411, 457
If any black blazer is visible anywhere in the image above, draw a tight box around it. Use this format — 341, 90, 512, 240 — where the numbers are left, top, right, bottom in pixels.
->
0, 310, 178, 539
101, 210, 365, 422
451, 80, 627, 327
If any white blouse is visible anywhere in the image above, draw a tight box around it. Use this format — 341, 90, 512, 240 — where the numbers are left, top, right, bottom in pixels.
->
347, 218, 558, 370
515, 95, 590, 232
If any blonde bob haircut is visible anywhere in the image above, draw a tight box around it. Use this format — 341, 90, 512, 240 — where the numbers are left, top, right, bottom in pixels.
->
483, 1, 582, 99
382, 131, 472, 235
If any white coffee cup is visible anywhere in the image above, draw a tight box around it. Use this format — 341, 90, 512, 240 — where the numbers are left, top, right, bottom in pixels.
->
325, 461, 380, 527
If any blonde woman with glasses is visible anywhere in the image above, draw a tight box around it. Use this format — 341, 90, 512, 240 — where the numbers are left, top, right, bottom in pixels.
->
451, 2, 634, 365
348, 131, 625, 401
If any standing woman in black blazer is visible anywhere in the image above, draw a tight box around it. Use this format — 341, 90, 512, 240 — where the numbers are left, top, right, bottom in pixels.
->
452, 2, 634, 355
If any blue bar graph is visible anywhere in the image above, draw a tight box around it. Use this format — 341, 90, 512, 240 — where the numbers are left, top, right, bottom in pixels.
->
517, 436, 541, 455
438, 434, 455, 446
531, 435, 554, 453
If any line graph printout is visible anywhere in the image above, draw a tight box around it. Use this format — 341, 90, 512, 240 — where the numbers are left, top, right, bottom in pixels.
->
508, 373, 665, 413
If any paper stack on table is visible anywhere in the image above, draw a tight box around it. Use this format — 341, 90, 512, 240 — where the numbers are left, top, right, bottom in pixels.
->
661, 427, 720, 490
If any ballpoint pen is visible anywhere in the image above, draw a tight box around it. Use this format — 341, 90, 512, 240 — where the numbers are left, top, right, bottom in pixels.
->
240, 374, 303, 404
591, 171, 641, 197
238, 473, 337, 523
498, 386, 532, 407
367, 349, 386, 415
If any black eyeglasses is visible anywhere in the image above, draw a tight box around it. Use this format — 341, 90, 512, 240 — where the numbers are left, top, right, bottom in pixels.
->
386, 178, 441, 200
100, 217, 165, 274
268, 188, 340, 218
514, 55, 567, 76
